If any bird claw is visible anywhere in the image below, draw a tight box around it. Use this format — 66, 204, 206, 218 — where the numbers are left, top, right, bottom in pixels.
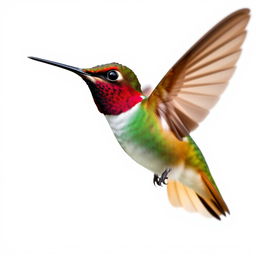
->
153, 168, 172, 186
153, 174, 162, 186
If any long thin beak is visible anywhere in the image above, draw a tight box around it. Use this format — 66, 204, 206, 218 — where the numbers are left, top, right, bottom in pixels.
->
28, 56, 87, 76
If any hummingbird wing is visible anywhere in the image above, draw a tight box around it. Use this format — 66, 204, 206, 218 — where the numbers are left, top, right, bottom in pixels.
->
147, 9, 250, 140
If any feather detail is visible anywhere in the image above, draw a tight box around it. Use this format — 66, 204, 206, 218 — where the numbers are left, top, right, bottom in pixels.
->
167, 180, 212, 217
147, 9, 250, 140
167, 171, 229, 219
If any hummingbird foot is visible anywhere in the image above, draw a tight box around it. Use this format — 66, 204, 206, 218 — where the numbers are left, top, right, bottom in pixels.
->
153, 174, 161, 186
153, 168, 172, 186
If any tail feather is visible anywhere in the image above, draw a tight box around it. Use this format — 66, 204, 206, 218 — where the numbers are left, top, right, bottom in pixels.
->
176, 181, 196, 212
167, 172, 229, 219
200, 172, 230, 214
197, 195, 221, 220
167, 180, 212, 218
167, 180, 182, 207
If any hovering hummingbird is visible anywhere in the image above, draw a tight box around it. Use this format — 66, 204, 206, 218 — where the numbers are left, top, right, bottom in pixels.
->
29, 9, 250, 219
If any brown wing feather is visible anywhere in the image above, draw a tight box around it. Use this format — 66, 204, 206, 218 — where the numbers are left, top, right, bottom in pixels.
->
147, 9, 250, 140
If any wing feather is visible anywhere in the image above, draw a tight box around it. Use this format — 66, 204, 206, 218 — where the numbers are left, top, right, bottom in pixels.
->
147, 9, 250, 139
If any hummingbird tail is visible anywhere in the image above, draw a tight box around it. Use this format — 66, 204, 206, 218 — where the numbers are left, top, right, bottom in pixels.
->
167, 172, 229, 220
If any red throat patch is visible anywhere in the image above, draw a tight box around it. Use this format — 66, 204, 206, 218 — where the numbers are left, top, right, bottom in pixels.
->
86, 79, 143, 115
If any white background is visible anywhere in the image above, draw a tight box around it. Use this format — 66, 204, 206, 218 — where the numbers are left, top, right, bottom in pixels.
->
1, 0, 256, 255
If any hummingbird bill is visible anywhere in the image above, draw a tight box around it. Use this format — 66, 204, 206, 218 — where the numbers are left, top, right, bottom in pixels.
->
29, 9, 250, 219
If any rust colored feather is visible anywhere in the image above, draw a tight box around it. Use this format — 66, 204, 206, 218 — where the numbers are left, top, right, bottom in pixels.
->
147, 9, 250, 140
167, 174, 229, 219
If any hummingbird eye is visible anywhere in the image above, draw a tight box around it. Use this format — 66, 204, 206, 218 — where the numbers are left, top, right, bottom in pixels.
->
106, 70, 120, 81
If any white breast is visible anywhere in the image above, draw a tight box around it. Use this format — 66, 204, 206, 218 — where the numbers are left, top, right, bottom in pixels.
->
105, 102, 141, 137
105, 102, 169, 174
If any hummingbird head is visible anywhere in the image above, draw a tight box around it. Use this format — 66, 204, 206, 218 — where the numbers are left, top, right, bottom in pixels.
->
29, 57, 144, 115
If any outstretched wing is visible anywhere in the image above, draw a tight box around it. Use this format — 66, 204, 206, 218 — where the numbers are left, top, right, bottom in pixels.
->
147, 9, 250, 140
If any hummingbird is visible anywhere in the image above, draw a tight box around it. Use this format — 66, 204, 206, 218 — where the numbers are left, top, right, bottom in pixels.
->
29, 9, 250, 219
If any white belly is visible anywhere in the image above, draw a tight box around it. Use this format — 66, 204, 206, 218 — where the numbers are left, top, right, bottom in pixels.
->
105, 103, 168, 175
